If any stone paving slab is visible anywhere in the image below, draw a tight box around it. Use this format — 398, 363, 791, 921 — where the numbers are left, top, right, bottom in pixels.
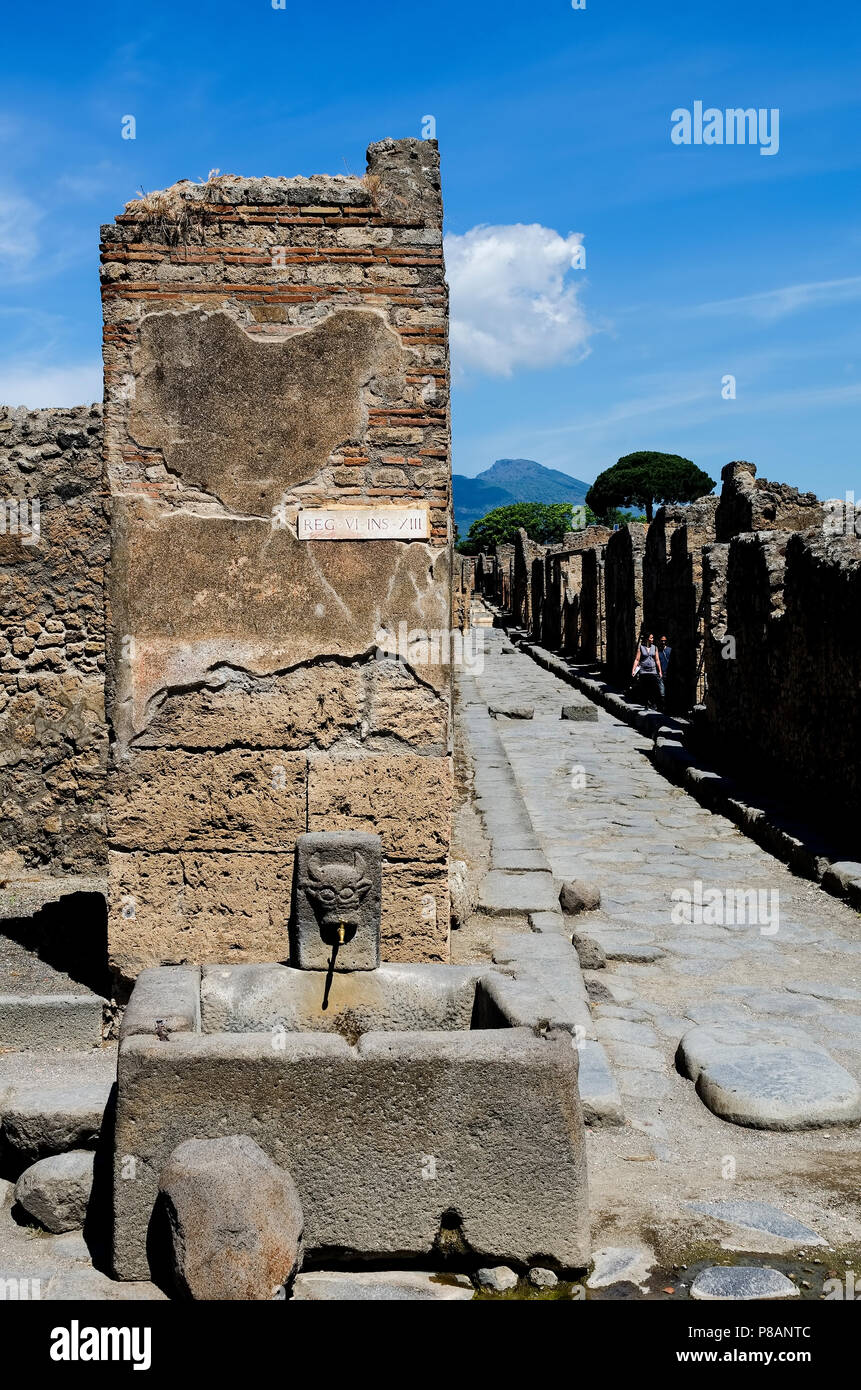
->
685, 1200, 825, 1246
291, 1270, 474, 1300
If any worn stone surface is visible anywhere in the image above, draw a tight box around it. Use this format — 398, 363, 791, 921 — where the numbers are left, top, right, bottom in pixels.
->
159, 1135, 304, 1301
15, 1150, 94, 1233
478, 870, 559, 916
102, 139, 453, 975
678, 1023, 861, 1130
587, 1245, 655, 1291
199, 961, 481, 1037
0, 1048, 115, 1161
114, 1012, 589, 1280
686, 1200, 825, 1247
292, 1270, 473, 1300
690, 1265, 799, 1300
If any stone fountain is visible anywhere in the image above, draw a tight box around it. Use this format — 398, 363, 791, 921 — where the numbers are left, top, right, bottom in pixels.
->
113, 829, 589, 1280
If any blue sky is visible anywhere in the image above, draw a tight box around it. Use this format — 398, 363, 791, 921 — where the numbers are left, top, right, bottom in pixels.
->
2, 0, 859, 499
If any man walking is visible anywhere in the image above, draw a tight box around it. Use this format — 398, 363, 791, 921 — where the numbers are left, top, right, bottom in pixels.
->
657, 634, 672, 709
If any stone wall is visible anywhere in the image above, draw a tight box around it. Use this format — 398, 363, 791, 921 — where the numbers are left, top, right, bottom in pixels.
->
452, 553, 473, 631
0, 406, 107, 876
100, 139, 453, 980
703, 527, 861, 831
604, 524, 646, 685
643, 497, 717, 710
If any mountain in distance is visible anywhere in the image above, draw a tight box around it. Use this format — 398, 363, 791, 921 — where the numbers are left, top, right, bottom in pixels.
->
453, 458, 590, 535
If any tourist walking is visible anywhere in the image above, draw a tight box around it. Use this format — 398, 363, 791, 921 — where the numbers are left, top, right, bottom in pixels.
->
631, 631, 661, 708
657, 634, 672, 707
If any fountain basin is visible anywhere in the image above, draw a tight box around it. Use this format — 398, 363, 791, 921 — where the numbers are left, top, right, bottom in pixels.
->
113, 962, 589, 1280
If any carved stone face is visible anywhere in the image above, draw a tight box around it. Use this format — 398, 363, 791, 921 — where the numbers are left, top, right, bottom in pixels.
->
300, 851, 373, 938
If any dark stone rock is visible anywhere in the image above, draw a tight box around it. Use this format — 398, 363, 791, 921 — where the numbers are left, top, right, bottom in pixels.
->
559, 879, 601, 915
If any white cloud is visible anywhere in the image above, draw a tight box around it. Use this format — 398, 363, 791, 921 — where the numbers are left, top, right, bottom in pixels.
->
0, 362, 103, 409
444, 223, 592, 376
691, 276, 861, 321
0, 189, 42, 270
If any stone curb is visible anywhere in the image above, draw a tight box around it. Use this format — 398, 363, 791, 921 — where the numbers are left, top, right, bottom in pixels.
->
457, 668, 624, 1128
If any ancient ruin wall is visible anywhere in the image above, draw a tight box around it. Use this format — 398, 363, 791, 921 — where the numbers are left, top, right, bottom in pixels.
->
714, 460, 823, 543
603, 524, 646, 684
643, 497, 717, 709
704, 528, 861, 829
101, 139, 453, 979
0, 406, 108, 876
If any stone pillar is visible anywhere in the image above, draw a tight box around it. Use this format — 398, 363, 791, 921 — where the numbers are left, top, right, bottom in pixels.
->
101, 139, 452, 981
604, 525, 645, 684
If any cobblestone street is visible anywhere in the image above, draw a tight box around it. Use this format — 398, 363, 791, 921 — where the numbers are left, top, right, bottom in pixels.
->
456, 622, 861, 1286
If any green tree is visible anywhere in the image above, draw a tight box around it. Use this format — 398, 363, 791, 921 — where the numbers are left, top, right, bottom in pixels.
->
586, 452, 716, 524
456, 501, 597, 554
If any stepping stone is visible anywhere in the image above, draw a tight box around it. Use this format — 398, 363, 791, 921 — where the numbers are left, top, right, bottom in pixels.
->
292, 1271, 473, 1300
690, 1266, 799, 1300
561, 704, 598, 722
0, 1049, 116, 1160
678, 1024, 861, 1130
478, 870, 559, 916
685, 1200, 825, 1247
577, 1041, 624, 1127
587, 1245, 655, 1291
488, 705, 533, 719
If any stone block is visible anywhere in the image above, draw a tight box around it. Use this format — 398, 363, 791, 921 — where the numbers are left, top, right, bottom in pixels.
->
561, 704, 598, 722
110, 750, 307, 852
380, 860, 449, 962
559, 879, 601, 915
108, 851, 294, 979
307, 753, 452, 863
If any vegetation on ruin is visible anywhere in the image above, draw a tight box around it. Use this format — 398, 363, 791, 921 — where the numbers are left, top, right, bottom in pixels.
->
586, 451, 716, 524
456, 501, 597, 553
